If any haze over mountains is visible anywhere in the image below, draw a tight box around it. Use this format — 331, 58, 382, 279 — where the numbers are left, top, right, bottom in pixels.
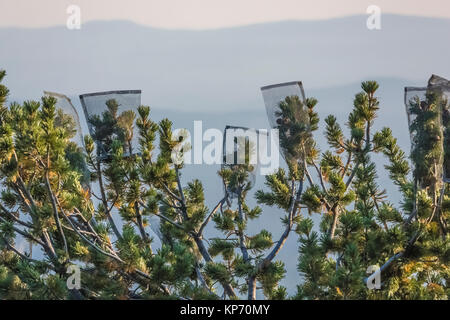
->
1, 14, 449, 108
1, 14, 449, 296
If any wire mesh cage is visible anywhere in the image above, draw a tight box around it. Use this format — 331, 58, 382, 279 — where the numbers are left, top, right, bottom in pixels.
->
428, 75, 450, 183
44, 91, 90, 185
79, 90, 141, 160
404, 86, 426, 146
221, 125, 268, 198
261, 81, 306, 130
44, 91, 86, 147
261, 81, 312, 163
404, 75, 450, 184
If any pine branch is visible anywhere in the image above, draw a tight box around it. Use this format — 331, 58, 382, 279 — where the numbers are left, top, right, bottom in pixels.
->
134, 201, 152, 253
0, 215, 46, 248
96, 159, 123, 241
138, 200, 188, 233
175, 167, 188, 220
258, 179, 302, 270
1, 237, 51, 268
195, 265, 217, 297
0, 203, 33, 228
237, 187, 250, 263
312, 160, 327, 193
198, 197, 227, 236
44, 171, 68, 257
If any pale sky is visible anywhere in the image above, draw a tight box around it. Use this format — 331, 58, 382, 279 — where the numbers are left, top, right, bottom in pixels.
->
0, 0, 449, 29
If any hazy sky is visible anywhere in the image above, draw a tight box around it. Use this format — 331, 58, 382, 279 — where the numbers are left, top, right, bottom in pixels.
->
0, 0, 449, 29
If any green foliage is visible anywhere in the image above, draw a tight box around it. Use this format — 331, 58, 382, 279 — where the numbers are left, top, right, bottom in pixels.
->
0, 69, 447, 300
294, 81, 449, 300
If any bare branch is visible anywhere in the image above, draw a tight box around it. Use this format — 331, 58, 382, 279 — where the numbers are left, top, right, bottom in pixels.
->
237, 187, 250, 263
96, 160, 123, 241
198, 197, 226, 236
0, 203, 33, 228
0, 215, 46, 248
44, 172, 68, 256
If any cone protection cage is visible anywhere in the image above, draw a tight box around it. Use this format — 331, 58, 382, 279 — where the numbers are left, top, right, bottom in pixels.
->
261, 81, 312, 163
44, 91, 91, 186
44, 91, 85, 148
80, 90, 141, 159
261, 81, 306, 130
222, 125, 268, 198
404, 75, 450, 184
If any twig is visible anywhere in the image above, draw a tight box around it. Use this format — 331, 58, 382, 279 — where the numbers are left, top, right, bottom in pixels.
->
44, 172, 68, 256
198, 197, 227, 236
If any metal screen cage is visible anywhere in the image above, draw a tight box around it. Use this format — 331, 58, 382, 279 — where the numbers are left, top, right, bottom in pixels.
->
44, 91, 90, 186
429, 75, 450, 183
221, 125, 268, 198
404, 74, 450, 183
79, 90, 141, 160
261, 81, 306, 130
261, 81, 311, 163
44, 91, 85, 148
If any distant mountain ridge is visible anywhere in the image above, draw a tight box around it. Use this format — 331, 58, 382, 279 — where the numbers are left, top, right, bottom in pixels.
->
1, 14, 449, 112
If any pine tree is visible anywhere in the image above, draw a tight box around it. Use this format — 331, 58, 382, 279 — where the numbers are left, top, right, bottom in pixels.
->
294, 82, 449, 300
0, 69, 447, 300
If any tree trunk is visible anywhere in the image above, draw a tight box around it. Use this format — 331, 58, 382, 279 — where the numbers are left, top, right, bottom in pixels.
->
248, 276, 256, 300
194, 236, 236, 298
330, 207, 340, 239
